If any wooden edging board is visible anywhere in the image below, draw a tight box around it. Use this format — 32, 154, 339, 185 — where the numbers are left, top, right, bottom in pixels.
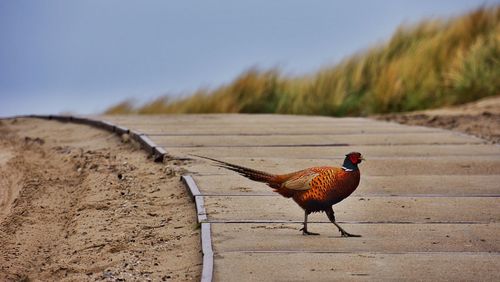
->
181, 175, 213, 282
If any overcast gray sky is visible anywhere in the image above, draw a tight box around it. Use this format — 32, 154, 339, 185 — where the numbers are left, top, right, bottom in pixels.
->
1, 0, 498, 117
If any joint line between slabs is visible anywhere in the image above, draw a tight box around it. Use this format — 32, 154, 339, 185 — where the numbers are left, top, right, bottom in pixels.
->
215, 250, 500, 256
197, 193, 500, 198
145, 130, 442, 136
158, 142, 485, 148
203, 220, 495, 225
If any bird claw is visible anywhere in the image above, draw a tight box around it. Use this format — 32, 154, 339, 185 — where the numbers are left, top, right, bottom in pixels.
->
300, 227, 320, 235
303, 231, 320, 236
340, 231, 362, 237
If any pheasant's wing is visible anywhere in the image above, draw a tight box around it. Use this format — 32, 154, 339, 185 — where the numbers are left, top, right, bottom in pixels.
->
282, 171, 319, 191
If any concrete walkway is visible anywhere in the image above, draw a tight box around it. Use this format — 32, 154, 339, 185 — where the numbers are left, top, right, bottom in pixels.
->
103, 114, 500, 281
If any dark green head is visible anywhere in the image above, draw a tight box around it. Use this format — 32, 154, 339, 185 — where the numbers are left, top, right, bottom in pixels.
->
342, 152, 364, 171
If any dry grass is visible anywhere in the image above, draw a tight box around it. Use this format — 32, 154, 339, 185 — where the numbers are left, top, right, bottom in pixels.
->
105, 6, 500, 116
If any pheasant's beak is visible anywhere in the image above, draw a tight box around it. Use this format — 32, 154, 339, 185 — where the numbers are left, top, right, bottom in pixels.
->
359, 156, 365, 161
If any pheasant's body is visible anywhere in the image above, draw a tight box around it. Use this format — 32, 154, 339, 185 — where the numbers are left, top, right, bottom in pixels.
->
276, 167, 360, 213
195, 152, 364, 237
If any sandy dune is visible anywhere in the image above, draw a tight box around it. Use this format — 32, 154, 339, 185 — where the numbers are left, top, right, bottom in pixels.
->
376, 95, 500, 143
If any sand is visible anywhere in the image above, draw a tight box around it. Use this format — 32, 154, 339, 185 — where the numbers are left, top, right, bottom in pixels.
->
0, 118, 201, 281
376, 95, 500, 143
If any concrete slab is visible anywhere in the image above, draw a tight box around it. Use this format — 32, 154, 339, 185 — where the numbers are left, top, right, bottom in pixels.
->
193, 174, 500, 196
138, 127, 440, 135
151, 132, 484, 147
109, 123, 440, 135
214, 252, 500, 281
211, 223, 499, 253
186, 157, 500, 176
203, 196, 500, 223
169, 143, 500, 158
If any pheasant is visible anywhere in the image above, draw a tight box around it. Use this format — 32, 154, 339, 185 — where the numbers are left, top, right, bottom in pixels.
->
195, 152, 364, 237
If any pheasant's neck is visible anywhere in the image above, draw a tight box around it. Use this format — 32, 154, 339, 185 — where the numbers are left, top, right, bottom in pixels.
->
341, 158, 358, 172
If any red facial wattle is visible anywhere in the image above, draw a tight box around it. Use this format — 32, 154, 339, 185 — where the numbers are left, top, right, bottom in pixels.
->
348, 154, 362, 164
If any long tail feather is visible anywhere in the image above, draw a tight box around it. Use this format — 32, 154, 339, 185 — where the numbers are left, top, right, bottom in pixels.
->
191, 154, 279, 186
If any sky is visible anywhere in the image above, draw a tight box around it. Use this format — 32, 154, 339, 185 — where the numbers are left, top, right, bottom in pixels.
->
0, 0, 498, 117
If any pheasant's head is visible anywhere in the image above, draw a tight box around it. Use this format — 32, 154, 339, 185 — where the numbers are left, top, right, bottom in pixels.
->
342, 152, 364, 171
346, 152, 364, 164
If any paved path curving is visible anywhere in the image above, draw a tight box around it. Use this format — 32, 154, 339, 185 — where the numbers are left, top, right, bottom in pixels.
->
102, 114, 500, 281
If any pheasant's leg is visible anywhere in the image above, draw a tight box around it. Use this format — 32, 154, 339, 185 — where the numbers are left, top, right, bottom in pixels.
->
326, 207, 361, 237
300, 211, 319, 235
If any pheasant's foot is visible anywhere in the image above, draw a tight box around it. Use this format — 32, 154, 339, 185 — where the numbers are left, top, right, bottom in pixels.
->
340, 230, 362, 237
300, 227, 320, 236
332, 221, 361, 237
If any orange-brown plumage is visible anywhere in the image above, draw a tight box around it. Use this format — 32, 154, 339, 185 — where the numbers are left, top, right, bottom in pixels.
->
282, 167, 360, 212
194, 152, 364, 236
